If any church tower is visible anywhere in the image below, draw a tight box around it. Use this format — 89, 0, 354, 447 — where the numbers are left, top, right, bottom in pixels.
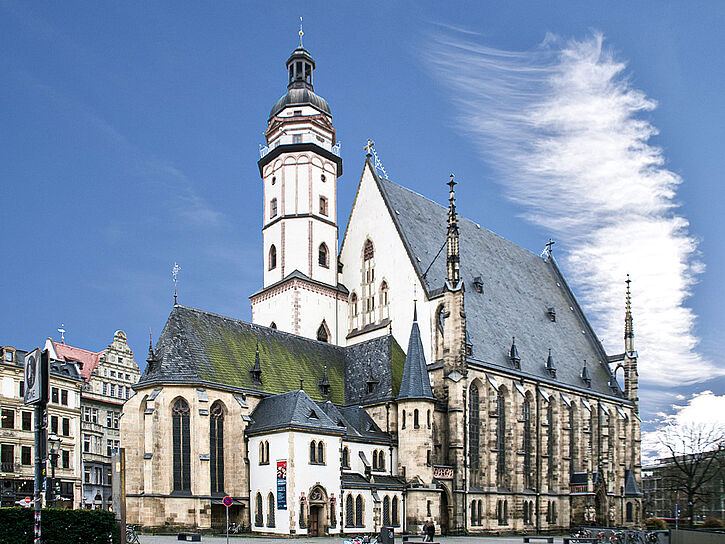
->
251, 39, 346, 343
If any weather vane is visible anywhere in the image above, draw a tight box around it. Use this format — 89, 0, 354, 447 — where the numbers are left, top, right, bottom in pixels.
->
57, 324, 66, 344
298, 16, 304, 47
172, 262, 182, 304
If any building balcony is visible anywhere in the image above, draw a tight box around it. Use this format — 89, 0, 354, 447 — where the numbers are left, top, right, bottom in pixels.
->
1, 462, 16, 473
259, 136, 341, 158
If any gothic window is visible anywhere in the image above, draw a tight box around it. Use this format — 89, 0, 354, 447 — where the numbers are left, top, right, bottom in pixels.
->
355, 495, 363, 527
414, 409, 420, 429
319, 196, 328, 216
379, 280, 389, 320
372, 450, 378, 470
548, 401, 555, 488
350, 293, 358, 317
317, 441, 325, 464
469, 383, 480, 471
503, 500, 508, 525
392, 496, 399, 526
345, 494, 354, 527
523, 396, 532, 489
496, 390, 506, 487
172, 398, 191, 492
383, 496, 390, 526
270, 322, 277, 329
427, 409, 431, 429
319, 243, 329, 268
497, 500, 502, 524
364, 239, 374, 261
267, 492, 275, 527
362, 240, 375, 325
378, 451, 385, 471
268, 245, 277, 270
310, 440, 317, 463
317, 322, 329, 343
626, 501, 633, 522
342, 447, 349, 468
210, 401, 224, 494
470, 502, 476, 525
255, 492, 263, 527
401, 409, 406, 429
270, 198, 278, 219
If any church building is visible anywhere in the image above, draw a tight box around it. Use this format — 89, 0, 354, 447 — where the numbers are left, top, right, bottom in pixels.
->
121, 40, 642, 535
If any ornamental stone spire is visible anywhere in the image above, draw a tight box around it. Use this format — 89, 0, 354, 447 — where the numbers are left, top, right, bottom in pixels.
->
446, 174, 461, 288
625, 274, 635, 353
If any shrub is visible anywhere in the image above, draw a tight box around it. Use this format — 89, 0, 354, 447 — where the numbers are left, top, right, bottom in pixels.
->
0, 507, 119, 544
701, 517, 725, 528
645, 517, 668, 530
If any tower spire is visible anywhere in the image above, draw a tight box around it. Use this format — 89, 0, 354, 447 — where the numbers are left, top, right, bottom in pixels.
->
298, 16, 304, 48
446, 174, 460, 288
625, 274, 635, 353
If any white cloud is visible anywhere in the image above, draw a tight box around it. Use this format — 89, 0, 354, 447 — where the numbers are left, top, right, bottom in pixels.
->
429, 30, 722, 386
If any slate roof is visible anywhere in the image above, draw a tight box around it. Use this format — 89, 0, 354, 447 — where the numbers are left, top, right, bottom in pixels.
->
397, 306, 434, 401
369, 161, 620, 397
624, 468, 642, 496
342, 472, 406, 490
139, 305, 406, 406
269, 87, 331, 120
246, 389, 344, 436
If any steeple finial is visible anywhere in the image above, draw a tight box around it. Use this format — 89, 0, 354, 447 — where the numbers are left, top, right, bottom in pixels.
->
413, 298, 418, 322
146, 328, 157, 365
446, 173, 460, 287
298, 16, 304, 48
509, 336, 520, 369
625, 274, 635, 353
172, 262, 181, 305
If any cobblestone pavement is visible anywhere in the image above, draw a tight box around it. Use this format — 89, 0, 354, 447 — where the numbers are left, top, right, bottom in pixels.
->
136, 535, 570, 544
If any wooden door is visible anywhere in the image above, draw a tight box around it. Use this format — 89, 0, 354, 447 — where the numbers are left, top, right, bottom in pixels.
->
310, 506, 319, 536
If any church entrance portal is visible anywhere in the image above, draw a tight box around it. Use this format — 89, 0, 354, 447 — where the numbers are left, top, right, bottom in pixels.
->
439, 487, 450, 535
308, 485, 328, 536
310, 505, 321, 536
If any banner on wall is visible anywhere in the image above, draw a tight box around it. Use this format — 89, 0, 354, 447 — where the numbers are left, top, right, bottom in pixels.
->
276, 460, 287, 510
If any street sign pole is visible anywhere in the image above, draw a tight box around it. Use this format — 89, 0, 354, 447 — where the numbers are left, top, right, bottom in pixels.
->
222, 495, 233, 544
226, 505, 229, 544
25, 348, 48, 544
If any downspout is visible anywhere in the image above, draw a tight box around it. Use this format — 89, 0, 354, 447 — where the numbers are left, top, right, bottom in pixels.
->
535, 384, 541, 534
462, 385, 467, 535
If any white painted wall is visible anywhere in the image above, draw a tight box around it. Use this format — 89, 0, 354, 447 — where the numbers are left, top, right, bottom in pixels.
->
343, 441, 397, 477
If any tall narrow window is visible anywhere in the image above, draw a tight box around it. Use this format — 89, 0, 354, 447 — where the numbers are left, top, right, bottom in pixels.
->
379, 280, 389, 320
310, 441, 317, 463
548, 401, 555, 488
414, 409, 419, 429
401, 409, 406, 429
523, 397, 532, 489
378, 451, 385, 471
172, 398, 191, 492
350, 293, 358, 316
267, 492, 275, 527
317, 441, 324, 464
469, 384, 480, 472
355, 495, 363, 527
383, 496, 390, 526
319, 196, 328, 216
496, 390, 506, 487
268, 245, 277, 270
210, 401, 224, 494
362, 240, 375, 325
318, 243, 329, 268
270, 198, 278, 219
392, 496, 399, 526
255, 493, 263, 526
342, 447, 349, 468
346, 494, 354, 527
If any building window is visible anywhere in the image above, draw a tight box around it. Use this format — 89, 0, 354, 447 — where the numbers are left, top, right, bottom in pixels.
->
259, 441, 269, 465
317, 322, 329, 343
626, 501, 633, 522
210, 401, 225, 494
378, 451, 385, 471
392, 496, 399, 526
21, 446, 31, 466
267, 492, 275, 527
22, 411, 32, 431
270, 198, 278, 219
317, 441, 325, 464
496, 390, 506, 487
1, 444, 14, 472
1, 409, 14, 429
51, 387, 59, 404
110, 384, 116, 397
61, 389, 68, 406
293, 134, 302, 144
310, 441, 317, 463
401, 409, 406, 429
172, 398, 191, 492
469, 383, 479, 471
270, 322, 277, 329
547, 401, 555, 488
362, 239, 375, 325
255, 493, 263, 527
319, 196, 328, 216
268, 245, 277, 270
414, 409, 419, 429
345, 494, 354, 527
383, 496, 390, 526
62, 417, 70, 437
318, 243, 329, 268
50, 415, 58, 434
61, 449, 70, 469
342, 447, 349, 468
19, 381, 24, 397
355, 495, 363, 527
83, 434, 91, 453
523, 397, 532, 489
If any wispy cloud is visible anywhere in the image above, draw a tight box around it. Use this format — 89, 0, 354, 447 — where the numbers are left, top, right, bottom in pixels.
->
429, 30, 721, 386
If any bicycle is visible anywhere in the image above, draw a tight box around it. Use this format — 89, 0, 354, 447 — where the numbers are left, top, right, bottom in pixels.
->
126, 525, 140, 544
343, 536, 379, 544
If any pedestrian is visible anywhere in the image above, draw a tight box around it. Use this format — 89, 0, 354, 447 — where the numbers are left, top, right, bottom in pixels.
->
423, 519, 435, 542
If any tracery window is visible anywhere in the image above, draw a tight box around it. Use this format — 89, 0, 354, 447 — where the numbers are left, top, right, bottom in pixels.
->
268, 245, 277, 270
317, 322, 329, 343
310, 440, 317, 463
392, 496, 399, 526
255, 492, 263, 526
496, 390, 506, 487
379, 280, 389, 320
362, 240, 375, 325
523, 397, 532, 489
317, 441, 325, 464
355, 494, 363, 527
172, 398, 191, 492
378, 451, 385, 471
345, 494, 354, 527
548, 401, 555, 488
469, 384, 480, 471
383, 496, 390, 526
319, 243, 329, 268
210, 401, 224, 494
267, 492, 275, 527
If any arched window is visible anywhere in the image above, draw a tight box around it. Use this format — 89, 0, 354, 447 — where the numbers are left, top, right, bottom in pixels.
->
255, 492, 263, 526
401, 409, 406, 429
317, 441, 324, 464
383, 496, 390, 526
469, 384, 480, 471
350, 293, 358, 317
364, 239, 374, 261
310, 441, 317, 463
427, 409, 431, 429
269, 322, 277, 329
317, 322, 329, 343
345, 494, 354, 527
470, 502, 476, 525
318, 243, 329, 268
392, 496, 399, 526
496, 390, 506, 487
267, 492, 275, 527
503, 499, 508, 525
268, 245, 277, 270
355, 495, 363, 527
523, 396, 532, 489
626, 502, 633, 522
414, 409, 420, 429
372, 450, 378, 470
362, 240, 375, 325
210, 401, 224, 494
478, 500, 483, 525
379, 280, 389, 320
436, 305, 445, 335
342, 447, 349, 468
172, 398, 191, 492
270, 198, 278, 219
378, 451, 385, 471
547, 401, 555, 488
259, 442, 265, 464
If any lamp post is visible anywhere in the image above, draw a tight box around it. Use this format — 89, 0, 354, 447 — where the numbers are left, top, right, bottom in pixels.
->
47, 432, 61, 507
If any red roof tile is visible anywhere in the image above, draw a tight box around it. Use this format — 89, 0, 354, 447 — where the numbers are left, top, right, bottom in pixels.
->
51, 340, 105, 382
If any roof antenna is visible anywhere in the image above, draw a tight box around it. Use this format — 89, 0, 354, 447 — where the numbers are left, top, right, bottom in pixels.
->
172, 262, 182, 305
57, 323, 66, 344
298, 16, 304, 47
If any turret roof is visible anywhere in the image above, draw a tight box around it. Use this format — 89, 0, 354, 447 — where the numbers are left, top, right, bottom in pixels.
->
397, 305, 434, 401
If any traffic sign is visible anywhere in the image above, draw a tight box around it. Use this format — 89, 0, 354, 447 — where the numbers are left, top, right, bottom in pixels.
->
25, 497, 31, 504
24, 349, 48, 405
222, 496, 233, 508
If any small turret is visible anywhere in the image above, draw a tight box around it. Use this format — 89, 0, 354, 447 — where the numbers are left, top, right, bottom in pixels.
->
397, 302, 434, 401
581, 359, 591, 388
623, 275, 639, 411
250, 344, 262, 385
545, 348, 556, 378
509, 337, 521, 369
625, 274, 635, 354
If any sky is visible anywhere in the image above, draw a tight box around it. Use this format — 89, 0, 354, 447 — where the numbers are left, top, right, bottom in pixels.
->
1, 1, 723, 457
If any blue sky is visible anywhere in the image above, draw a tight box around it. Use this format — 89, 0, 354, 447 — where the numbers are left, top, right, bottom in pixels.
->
1, 2, 723, 448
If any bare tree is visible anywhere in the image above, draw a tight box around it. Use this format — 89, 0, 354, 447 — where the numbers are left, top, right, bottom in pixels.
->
659, 423, 725, 526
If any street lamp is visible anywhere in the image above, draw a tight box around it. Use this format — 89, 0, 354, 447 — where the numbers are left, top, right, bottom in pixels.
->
47, 432, 61, 507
